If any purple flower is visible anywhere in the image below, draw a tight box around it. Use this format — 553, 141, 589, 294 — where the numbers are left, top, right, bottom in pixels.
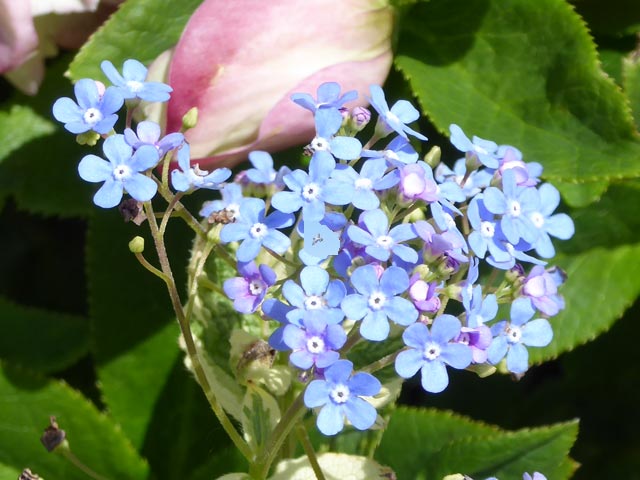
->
53, 79, 123, 134
101, 59, 172, 102
171, 143, 231, 192
78, 134, 159, 208
283, 313, 347, 369
455, 325, 493, 364
291, 82, 358, 113
219, 198, 294, 262
347, 209, 418, 263
124, 121, 184, 157
395, 315, 472, 393
408, 274, 440, 313
521, 266, 565, 317
368, 85, 427, 141
341, 265, 418, 341
449, 124, 499, 169
304, 359, 380, 436
282, 266, 346, 325
223, 262, 276, 313
487, 297, 553, 374
497, 145, 542, 187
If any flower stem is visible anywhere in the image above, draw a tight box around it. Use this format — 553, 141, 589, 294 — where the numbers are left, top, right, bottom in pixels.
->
62, 449, 109, 480
295, 423, 326, 480
361, 350, 402, 374
142, 201, 253, 462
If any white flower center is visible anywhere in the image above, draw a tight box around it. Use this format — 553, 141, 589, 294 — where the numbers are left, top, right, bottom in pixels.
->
126, 80, 144, 93
305, 295, 325, 310
480, 221, 495, 238
330, 384, 350, 404
403, 173, 425, 196
249, 222, 268, 239
530, 211, 545, 228
83, 107, 103, 125
506, 325, 522, 343
355, 177, 373, 190
248, 279, 265, 296
226, 203, 240, 221
507, 199, 522, 217
302, 183, 321, 201
423, 342, 441, 360
376, 235, 394, 249
113, 164, 132, 181
368, 291, 387, 310
310, 136, 330, 152
306, 335, 326, 354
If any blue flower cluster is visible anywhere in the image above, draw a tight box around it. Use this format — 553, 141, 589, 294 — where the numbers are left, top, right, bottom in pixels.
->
211, 83, 574, 436
52, 59, 231, 209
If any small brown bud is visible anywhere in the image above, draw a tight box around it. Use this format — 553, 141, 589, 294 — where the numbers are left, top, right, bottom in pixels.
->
40, 416, 66, 452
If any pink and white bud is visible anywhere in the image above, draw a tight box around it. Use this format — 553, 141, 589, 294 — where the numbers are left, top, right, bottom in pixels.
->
161, 0, 394, 169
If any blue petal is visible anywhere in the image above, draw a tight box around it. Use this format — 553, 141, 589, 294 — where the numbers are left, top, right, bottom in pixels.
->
129, 145, 160, 172
390, 99, 419, 124
487, 336, 509, 364
330, 136, 362, 160
314, 108, 342, 138
219, 223, 250, 243
349, 265, 379, 295
545, 213, 574, 240
100, 87, 124, 114
100, 60, 124, 85
440, 343, 472, 370
510, 297, 536, 326
74, 79, 98, 110
506, 343, 529, 374
272, 191, 303, 214
324, 359, 353, 384
384, 297, 418, 326
317, 403, 345, 436
348, 371, 380, 397
290, 350, 315, 369
236, 238, 262, 262
78, 155, 112, 182
344, 397, 377, 430
380, 266, 409, 295
420, 360, 449, 393
402, 322, 430, 349
309, 150, 335, 181
341, 294, 368, 320
482, 187, 507, 214
123, 174, 157, 202
52, 97, 82, 123
395, 349, 424, 378
304, 380, 330, 408
322, 179, 354, 206
103, 135, 133, 166
262, 230, 291, 254
431, 314, 461, 344
360, 310, 389, 341
361, 209, 388, 237
300, 266, 329, 295
282, 324, 306, 350
347, 225, 374, 246
521, 318, 553, 347
93, 178, 123, 208
122, 59, 147, 81
282, 280, 306, 308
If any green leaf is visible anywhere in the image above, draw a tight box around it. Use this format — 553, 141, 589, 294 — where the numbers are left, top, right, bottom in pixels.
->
0, 104, 55, 165
376, 408, 578, 479
68, 0, 204, 82
87, 211, 191, 448
530, 243, 640, 363
623, 52, 640, 131
396, 0, 640, 184
0, 463, 21, 479
0, 363, 148, 479
552, 179, 609, 208
241, 384, 280, 455
0, 297, 89, 373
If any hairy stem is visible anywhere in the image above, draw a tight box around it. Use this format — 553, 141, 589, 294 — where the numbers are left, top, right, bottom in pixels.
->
295, 423, 326, 480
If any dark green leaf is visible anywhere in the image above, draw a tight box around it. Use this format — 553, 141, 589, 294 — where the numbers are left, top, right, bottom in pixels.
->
530, 243, 640, 363
0, 363, 148, 479
68, 0, 204, 82
0, 297, 89, 373
0, 105, 54, 165
623, 52, 640, 131
396, 0, 640, 185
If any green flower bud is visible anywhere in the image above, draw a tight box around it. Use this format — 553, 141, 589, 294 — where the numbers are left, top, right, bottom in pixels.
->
128, 236, 145, 253
181, 107, 198, 131
76, 130, 100, 146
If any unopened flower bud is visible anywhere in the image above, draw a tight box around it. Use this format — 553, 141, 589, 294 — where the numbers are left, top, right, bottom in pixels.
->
40, 416, 67, 453
76, 130, 101, 146
128, 236, 145, 253
181, 107, 198, 131
349, 106, 371, 132
423, 145, 441, 169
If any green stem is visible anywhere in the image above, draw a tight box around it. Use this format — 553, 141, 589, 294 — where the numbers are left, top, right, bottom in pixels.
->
143, 201, 253, 462
295, 424, 326, 480
251, 392, 308, 479
361, 350, 402, 374
133, 252, 170, 283
62, 449, 109, 480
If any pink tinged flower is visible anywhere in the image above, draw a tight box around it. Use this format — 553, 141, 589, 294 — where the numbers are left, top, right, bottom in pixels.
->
163, 0, 394, 169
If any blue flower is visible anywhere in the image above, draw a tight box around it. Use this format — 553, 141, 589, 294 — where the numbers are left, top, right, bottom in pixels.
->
282, 266, 346, 325
52, 79, 123, 134
361, 136, 419, 167
449, 124, 499, 169
264, 299, 296, 351
395, 315, 472, 393
487, 297, 553, 374
435, 158, 493, 199
368, 85, 427, 141
78, 134, 159, 208
304, 359, 380, 436
171, 144, 231, 192
341, 265, 418, 341
283, 313, 347, 369
462, 285, 498, 328
245, 151, 289, 186
199, 182, 245, 219
330, 159, 398, 211
223, 262, 276, 313
271, 151, 351, 222
291, 82, 358, 113
523, 473, 547, 480
527, 183, 575, 258
101, 59, 172, 102
467, 196, 512, 263
310, 108, 362, 160
483, 169, 539, 245
347, 209, 418, 264
219, 198, 294, 262
522, 265, 566, 317
124, 121, 184, 157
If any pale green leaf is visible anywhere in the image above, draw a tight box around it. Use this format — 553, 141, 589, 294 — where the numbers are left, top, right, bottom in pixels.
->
270, 453, 395, 480
623, 52, 640, 131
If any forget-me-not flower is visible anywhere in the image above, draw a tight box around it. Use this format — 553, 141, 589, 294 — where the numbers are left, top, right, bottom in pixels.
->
341, 265, 418, 341
52, 79, 123, 134
283, 313, 347, 369
223, 262, 276, 314
449, 124, 499, 169
101, 59, 172, 102
527, 183, 575, 258
368, 85, 427, 141
291, 82, 357, 113
330, 159, 398, 210
304, 359, 380, 436
78, 134, 159, 208
309, 108, 362, 160
124, 120, 184, 157
395, 314, 472, 393
171, 144, 231, 192
199, 182, 245, 219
